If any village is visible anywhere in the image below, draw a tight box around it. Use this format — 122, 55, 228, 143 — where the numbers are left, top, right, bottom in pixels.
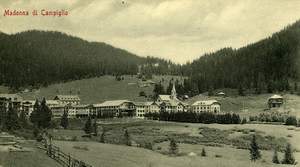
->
0, 83, 284, 120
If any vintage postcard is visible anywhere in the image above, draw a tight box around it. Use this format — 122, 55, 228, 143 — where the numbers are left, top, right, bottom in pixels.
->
0, 0, 299, 167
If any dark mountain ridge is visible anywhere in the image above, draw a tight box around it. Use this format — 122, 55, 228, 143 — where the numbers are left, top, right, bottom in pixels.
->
181, 20, 300, 95
0, 30, 179, 90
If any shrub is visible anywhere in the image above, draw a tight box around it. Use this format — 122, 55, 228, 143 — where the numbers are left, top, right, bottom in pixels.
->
201, 148, 206, 157
215, 154, 222, 158
241, 118, 247, 124
143, 142, 153, 150
249, 135, 261, 161
285, 116, 298, 126
272, 150, 280, 164
169, 138, 178, 155
282, 143, 296, 165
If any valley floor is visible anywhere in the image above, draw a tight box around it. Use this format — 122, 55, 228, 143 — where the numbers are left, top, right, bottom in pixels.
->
48, 120, 300, 167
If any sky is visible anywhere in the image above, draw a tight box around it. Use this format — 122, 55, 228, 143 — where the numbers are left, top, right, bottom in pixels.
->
0, 0, 300, 64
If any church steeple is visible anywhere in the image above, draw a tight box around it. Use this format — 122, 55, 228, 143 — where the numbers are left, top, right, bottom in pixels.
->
171, 83, 177, 99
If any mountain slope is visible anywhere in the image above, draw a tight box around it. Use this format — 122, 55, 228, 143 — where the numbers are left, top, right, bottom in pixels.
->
182, 20, 300, 94
0, 30, 180, 90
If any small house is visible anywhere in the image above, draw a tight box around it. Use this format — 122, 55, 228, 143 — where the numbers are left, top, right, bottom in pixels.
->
268, 95, 283, 108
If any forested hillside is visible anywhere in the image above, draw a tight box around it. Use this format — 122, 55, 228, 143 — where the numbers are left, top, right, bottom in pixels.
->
0, 30, 179, 90
182, 20, 300, 95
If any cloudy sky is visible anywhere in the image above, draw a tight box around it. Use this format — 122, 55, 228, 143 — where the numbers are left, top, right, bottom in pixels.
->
0, 0, 300, 63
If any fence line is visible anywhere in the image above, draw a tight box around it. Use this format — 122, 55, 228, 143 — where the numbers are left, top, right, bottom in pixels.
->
39, 140, 93, 167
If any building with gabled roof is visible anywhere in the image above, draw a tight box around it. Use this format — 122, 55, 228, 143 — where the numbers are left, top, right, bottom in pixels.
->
268, 94, 284, 108
0, 94, 23, 112
156, 83, 188, 113
53, 95, 80, 105
93, 100, 135, 117
191, 100, 221, 113
135, 101, 160, 118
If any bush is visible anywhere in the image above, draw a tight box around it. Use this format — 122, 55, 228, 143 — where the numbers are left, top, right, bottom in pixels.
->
143, 142, 153, 150
285, 116, 298, 126
272, 150, 280, 164
139, 91, 146, 97
241, 118, 247, 124
282, 143, 296, 165
201, 148, 206, 157
215, 154, 222, 158
169, 138, 178, 155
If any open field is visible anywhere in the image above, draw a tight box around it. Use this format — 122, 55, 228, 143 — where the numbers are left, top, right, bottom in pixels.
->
47, 119, 300, 167
9, 75, 183, 104
53, 139, 291, 167
1, 75, 299, 115
0, 140, 60, 167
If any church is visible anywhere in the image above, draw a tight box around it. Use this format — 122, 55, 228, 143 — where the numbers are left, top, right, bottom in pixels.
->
156, 84, 188, 113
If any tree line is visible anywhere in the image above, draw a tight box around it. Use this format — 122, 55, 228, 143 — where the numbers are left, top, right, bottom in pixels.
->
0, 30, 178, 90
181, 20, 300, 95
145, 111, 242, 124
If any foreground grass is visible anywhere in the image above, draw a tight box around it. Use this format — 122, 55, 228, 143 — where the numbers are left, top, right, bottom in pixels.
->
0, 141, 60, 167
54, 141, 290, 167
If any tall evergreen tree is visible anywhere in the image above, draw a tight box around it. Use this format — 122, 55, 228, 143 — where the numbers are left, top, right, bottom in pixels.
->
272, 150, 280, 164
92, 118, 98, 136
249, 135, 261, 161
39, 98, 52, 129
201, 148, 207, 157
84, 116, 92, 134
153, 82, 165, 99
30, 99, 40, 126
282, 143, 295, 164
60, 110, 69, 129
124, 129, 131, 146
19, 110, 28, 129
5, 103, 20, 131
100, 128, 106, 143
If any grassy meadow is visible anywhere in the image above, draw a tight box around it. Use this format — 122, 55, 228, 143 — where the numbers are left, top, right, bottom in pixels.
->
14, 75, 183, 104
0, 140, 60, 167
47, 119, 300, 167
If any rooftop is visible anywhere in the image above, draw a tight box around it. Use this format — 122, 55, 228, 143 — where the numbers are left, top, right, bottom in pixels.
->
94, 100, 132, 107
192, 100, 220, 106
0, 94, 23, 101
269, 94, 283, 99
54, 95, 80, 101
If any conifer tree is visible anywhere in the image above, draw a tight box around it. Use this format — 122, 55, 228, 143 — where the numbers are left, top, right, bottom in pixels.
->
93, 118, 98, 136
169, 138, 178, 155
39, 98, 52, 129
19, 110, 28, 129
238, 85, 245, 96
249, 135, 261, 161
30, 99, 40, 126
84, 116, 92, 135
5, 103, 20, 131
100, 128, 106, 143
60, 110, 69, 129
282, 143, 295, 164
272, 150, 280, 164
201, 148, 207, 157
124, 129, 131, 146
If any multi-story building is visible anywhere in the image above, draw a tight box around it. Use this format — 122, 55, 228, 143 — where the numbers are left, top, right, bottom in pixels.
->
191, 100, 221, 113
0, 94, 23, 112
22, 100, 35, 116
135, 102, 160, 118
156, 84, 188, 113
53, 95, 80, 105
93, 100, 136, 117
66, 104, 91, 118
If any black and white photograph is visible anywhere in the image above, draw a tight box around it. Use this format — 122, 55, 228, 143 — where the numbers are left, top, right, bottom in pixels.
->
0, 0, 300, 166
